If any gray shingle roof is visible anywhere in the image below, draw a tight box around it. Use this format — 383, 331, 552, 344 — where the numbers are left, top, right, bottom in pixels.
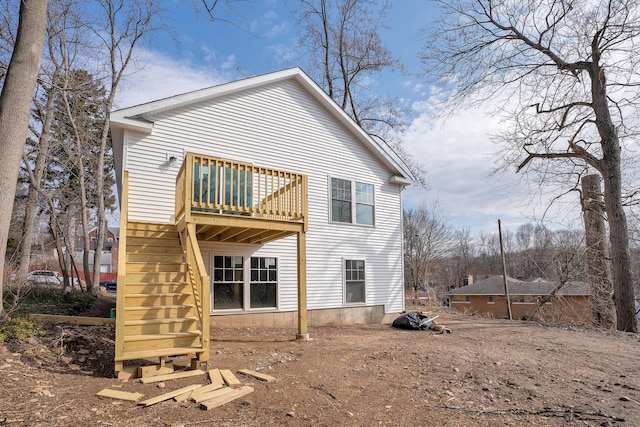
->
448, 276, 590, 296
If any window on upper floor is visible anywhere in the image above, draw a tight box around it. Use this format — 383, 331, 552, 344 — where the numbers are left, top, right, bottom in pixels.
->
330, 177, 374, 225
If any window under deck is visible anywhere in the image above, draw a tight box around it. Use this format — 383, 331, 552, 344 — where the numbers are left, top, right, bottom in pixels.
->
175, 152, 308, 243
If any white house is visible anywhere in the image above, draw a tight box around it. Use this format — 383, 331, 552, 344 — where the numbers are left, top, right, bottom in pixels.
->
109, 68, 412, 372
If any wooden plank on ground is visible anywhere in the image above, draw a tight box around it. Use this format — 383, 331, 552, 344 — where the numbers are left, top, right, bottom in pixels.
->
138, 384, 202, 407
117, 365, 140, 380
96, 388, 145, 402
174, 384, 204, 402
208, 368, 225, 387
174, 383, 225, 402
237, 369, 276, 382
30, 314, 115, 325
219, 369, 242, 387
138, 362, 174, 378
139, 369, 205, 384
200, 386, 254, 410
192, 387, 233, 403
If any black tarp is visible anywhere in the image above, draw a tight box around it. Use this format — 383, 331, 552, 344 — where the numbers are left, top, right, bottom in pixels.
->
392, 312, 435, 330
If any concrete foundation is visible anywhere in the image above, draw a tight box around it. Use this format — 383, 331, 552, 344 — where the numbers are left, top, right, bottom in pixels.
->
210, 305, 398, 328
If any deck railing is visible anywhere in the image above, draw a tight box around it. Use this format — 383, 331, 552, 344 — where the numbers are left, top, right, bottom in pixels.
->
175, 152, 307, 225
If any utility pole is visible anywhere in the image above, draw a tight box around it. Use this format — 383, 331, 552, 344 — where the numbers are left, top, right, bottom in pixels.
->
498, 219, 513, 320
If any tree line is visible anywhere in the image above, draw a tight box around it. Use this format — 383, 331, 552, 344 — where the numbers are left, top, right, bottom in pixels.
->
0, 0, 638, 333
404, 203, 640, 327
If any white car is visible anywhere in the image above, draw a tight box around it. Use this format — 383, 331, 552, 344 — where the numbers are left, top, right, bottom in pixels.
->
26, 270, 62, 285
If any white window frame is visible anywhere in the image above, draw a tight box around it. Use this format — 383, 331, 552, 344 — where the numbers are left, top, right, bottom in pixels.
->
329, 176, 375, 226
343, 258, 366, 305
211, 255, 245, 312
249, 256, 279, 310
210, 254, 279, 313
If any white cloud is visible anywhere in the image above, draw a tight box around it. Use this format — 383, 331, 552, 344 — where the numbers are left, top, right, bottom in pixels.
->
401, 98, 583, 234
114, 49, 233, 109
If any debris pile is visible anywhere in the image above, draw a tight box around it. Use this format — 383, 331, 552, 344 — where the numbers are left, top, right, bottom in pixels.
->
392, 312, 451, 333
96, 364, 276, 410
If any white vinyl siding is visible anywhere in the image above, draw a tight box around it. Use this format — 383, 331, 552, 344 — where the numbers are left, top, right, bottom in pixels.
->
125, 78, 405, 314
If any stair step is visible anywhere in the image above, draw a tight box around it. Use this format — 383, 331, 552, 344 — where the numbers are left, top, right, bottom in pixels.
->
123, 331, 201, 342
126, 292, 192, 298
124, 281, 190, 286
125, 293, 196, 307
125, 272, 187, 283
128, 222, 174, 230
124, 304, 196, 311
127, 254, 185, 263
125, 317, 198, 326
127, 229, 179, 239
115, 346, 204, 362
126, 236, 182, 248
126, 262, 185, 273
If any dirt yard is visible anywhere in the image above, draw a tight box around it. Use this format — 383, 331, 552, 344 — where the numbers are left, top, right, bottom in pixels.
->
1, 297, 639, 426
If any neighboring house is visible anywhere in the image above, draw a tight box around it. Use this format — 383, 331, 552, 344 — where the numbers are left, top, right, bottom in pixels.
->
88, 227, 120, 273
448, 275, 591, 324
109, 68, 413, 374
72, 227, 119, 276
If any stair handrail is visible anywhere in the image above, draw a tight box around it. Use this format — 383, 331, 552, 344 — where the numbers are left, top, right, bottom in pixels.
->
180, 223, 210, 360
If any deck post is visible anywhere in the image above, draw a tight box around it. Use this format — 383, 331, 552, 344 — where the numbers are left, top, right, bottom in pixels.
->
296, 230, 309, 340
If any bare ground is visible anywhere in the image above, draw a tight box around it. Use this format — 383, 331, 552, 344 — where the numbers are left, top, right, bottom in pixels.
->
1, 296, 639, 426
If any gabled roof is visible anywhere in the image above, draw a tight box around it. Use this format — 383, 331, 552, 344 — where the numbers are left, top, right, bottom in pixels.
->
448, 275, 590, 296
110, 67, 413, 184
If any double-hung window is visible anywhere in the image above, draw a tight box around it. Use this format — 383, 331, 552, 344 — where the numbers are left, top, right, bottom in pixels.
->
344, 259, 366, 304
331, 178, 374, 225
213, 256, 244, 310
250, 257, 277, 309
212, 255, 278, 311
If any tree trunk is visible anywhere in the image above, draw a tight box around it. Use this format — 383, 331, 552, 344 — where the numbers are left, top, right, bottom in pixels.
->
601, 164, 637, 332
581, 174, 616, 328
0, 0, 49, 318
592, 62, 637, 333
18, 90, 58, 279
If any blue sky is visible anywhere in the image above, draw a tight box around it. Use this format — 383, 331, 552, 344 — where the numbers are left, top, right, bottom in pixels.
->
114, 0, 583, 235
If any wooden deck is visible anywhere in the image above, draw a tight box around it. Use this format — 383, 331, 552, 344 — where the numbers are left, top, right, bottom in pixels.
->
114, 154, 309, 375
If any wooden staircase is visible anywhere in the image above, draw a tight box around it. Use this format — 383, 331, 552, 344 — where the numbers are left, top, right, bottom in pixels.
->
114, 222, 206, 371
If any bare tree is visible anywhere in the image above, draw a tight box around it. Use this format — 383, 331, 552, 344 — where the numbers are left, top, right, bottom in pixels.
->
530, 228, 587, 321
403, 202, 454, 294
0, 0, 49, 318
422, 0, 639, 332
513, 222, 554, 280
17, 0, 81, 282
296, 0, 424, 185
83, 0, 165, 292
449, 227, 476, 287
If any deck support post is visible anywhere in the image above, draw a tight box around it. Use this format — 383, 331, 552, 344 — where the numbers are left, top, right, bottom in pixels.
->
296, 231, 309, 340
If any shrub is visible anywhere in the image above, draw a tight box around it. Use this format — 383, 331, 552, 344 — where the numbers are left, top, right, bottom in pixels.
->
0, 318, 44, 342
3, 285, 96, 317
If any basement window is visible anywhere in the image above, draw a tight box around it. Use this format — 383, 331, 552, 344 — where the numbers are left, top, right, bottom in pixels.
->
212, 256, 244, 310
344, 259, 366, 304
250, 257, 277, 309
212, 255, 278, 311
